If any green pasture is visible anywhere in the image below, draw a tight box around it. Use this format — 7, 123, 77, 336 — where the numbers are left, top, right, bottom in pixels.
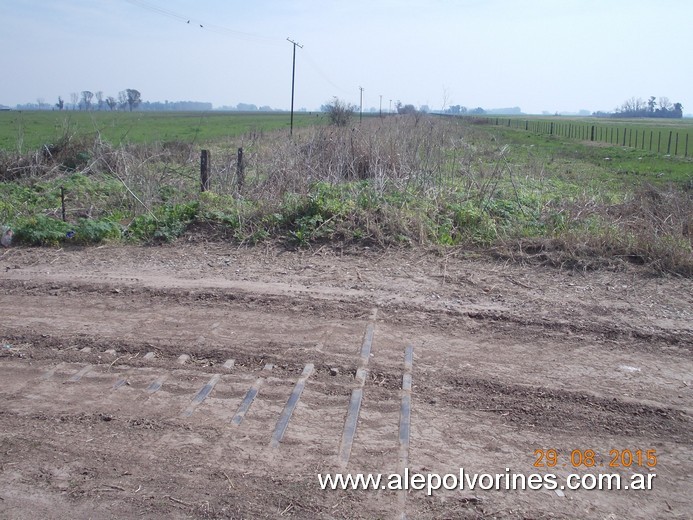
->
0, 110, 324, 152
1, 113, 690, 274
484, 116, 693, 158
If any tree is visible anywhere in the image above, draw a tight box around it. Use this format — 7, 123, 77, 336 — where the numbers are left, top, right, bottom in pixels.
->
397, 104, 417, 115
672, 102, 684, 118
118, 91, 128, 110
323, 97, 356, 126
95, 91, 104, 110
126, 89, 141, 111
81, 91, 94, 110
658, 97, 672, 111
70, 92, 79, 110
647, 96, 657, 113
56, 96, 64, 110
106, 96, 117, 111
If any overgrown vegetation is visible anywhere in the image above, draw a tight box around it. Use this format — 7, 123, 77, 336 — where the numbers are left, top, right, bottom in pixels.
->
0, 113, 691, 275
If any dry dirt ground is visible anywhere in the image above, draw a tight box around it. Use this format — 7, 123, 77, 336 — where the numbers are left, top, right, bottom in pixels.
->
0, 242, 691, 519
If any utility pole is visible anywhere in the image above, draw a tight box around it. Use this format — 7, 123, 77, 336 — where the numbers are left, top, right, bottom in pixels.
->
287, 37, 303, 136
389, 99, 392, 115
359, 86, 364, 123
379, 95, 382, 118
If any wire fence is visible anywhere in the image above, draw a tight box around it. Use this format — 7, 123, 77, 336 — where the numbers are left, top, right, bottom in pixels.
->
478, 117, 692, 157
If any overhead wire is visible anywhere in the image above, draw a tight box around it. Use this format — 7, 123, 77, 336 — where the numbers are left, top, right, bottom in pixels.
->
123, 0, 280, 45
122, 0, 354, 100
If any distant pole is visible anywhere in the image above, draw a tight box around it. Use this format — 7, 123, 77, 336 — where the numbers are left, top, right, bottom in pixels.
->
287, 37, 303, 136
359, 86, 364, 123
389, 99, 392, 114
379, 95, 382, 118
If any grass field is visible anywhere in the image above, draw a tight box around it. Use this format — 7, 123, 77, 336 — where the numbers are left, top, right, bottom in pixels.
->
1, 112, 691, 275
483, 116, 693, 157
0, 110, 324, 152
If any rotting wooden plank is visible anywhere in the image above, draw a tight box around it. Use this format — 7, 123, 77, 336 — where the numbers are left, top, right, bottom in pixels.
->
40, 362, 65, 381
337, 367, 368, 468
398, 345, 414, 520
231, 364, 274, 426
146, 375, 166, 394
359, 323, 375, 364
269, 363, 314, 448
181, 374, 221, 417
66, 365, 92, 383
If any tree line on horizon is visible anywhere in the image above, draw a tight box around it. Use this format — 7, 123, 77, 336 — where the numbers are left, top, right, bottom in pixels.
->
593, 96, 684, 119
46, 89, 142, 112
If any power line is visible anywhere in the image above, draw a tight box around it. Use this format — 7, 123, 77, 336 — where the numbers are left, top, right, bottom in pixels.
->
123, 0, 280, 44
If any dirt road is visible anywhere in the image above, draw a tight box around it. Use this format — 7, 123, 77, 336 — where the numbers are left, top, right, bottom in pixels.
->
0, 243, 691, 519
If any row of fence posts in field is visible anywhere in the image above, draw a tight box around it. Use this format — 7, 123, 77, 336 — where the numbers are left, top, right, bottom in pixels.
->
200, 147, 244, 193
487, 117, 689, 157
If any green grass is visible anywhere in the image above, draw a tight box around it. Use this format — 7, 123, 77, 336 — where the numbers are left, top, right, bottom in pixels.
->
483, 115, 693, 158
1, 114, 691, 275
487, 126, 693, 187
0, 110, 325, 152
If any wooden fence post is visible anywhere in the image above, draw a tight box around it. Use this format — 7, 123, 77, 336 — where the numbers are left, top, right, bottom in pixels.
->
200, 149, 210, 192
236, 147, 244, 193
667, 131, 672, 155
60, 186, 66, 222
685, 134, 689, 157
674, 133, 679, 156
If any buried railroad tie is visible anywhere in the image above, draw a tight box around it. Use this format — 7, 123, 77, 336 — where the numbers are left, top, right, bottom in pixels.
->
66, 365, 93, 383
231, 364, 274, 426
269, 363, 314, 448
146, 375, 166, 394
399, 345, 414, 466
359, 323, 375, 364
40, 363, 65, 381
182, 374, 222, 417
337, 367, 368, 468
112, 377, 128, 390
398, 345, 414, 520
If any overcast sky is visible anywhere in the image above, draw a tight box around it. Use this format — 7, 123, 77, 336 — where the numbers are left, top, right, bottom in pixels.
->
2, 0, 691, 114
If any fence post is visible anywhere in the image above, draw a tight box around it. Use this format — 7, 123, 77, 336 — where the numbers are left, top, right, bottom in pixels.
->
236, 147, 244, 193
686, 134, 689, 157
674, 133, 679, 156
667, 131, 672, 154
60, 186, 66, 222
200, 149, 210, 192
